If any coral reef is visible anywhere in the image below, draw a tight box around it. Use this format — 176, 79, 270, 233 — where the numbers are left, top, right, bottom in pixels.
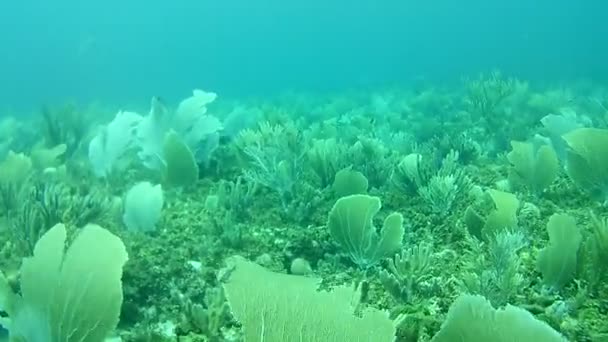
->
1, 76, 608, 340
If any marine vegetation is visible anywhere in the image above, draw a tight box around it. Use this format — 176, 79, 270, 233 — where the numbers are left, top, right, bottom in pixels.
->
1, 73, 608, 341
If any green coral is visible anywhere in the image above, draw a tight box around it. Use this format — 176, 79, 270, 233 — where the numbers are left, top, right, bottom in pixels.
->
537, 213, 582, 290
464, 71, 516, 124
307, 138, 348, 188
0, 223, 128, 341
332, 166, 368, 197
348, 136, 395, 188
327, 194, 404, 268
507, 140, 559, 195
393, 150, 470, 215
177, 287, 231, 339
0, 151, 33, 214
459, 230, 526, 306
583, 212, 608, 289
237, 121, 303, 209
40, 103, 89, 158
464, 189, 520, 241
562, 128, 608, 202
380, 242, 433, 304
431, 294, 567, 341
392, 153, 429, 194
163, 130, 199, 189
222, 256, 396, 341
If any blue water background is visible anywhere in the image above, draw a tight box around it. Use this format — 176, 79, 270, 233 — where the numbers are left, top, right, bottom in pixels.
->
0, 0, 605, 111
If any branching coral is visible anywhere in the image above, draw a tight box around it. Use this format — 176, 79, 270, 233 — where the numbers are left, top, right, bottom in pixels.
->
380, 242, 433, 304
393, 150, 471, 216
177, 287, 231, 339
306, 138, 348, 188
348, 136, 396, 188
40, 103, 90, 157
237, 122, 304, 209
464, 71, 516, 125
8, 180, 113, 255
458, 230, 526, 307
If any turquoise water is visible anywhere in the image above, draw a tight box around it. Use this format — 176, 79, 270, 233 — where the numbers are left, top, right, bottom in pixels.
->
0, 0, 605, 109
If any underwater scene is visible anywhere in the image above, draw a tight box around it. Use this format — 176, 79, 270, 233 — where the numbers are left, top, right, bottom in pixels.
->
0, 1, 607, 341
